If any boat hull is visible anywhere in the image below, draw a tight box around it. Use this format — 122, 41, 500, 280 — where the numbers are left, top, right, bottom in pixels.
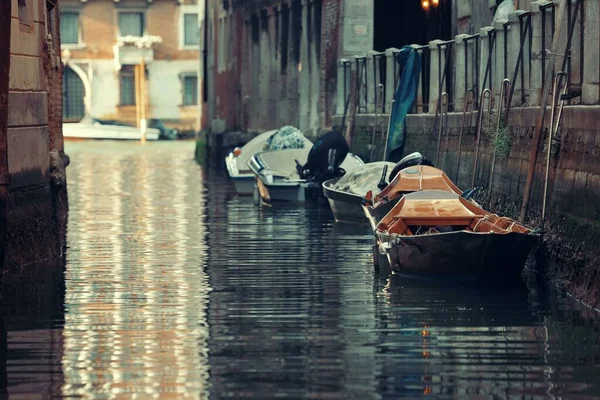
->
376, 230, 538, 282
63, 123, 160, 140
230, 174, 255, 195
255, 178, 307, 203
362, 197, 403, 231
322, 178, 366, 224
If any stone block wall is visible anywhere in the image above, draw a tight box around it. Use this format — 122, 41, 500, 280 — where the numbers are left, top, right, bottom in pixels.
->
334, 105, 600, 308
1, 0, 68, 270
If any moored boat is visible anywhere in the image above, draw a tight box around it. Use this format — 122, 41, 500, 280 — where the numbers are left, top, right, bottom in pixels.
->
373, 189, 539, 282
363, 164, 463, 230
226, 126, 312, 195
250, 131, 364, 203
63, 122, 160, 141
322, 162, 396, 224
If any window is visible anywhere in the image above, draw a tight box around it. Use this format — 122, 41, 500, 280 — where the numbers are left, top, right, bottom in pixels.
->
183, 75, 198, 106
183, 13, 200, 46
60, 12, 79, 45
18, 0, 32, 27
120, 70, 136, 106
119, 12, 144, 37
63, 67, 85, 121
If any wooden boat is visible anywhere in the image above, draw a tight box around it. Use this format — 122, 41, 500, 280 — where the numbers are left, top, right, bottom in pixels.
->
322, 161, 396, 224
225, 128, 312, 195
373, 189, 539, 282
250, 148, 364, 203
363, 165, 463, 230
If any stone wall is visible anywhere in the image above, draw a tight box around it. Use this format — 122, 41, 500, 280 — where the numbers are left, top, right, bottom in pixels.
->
333, 105, 600, 308
1, 0, 68, 271
205, 0, 376, 135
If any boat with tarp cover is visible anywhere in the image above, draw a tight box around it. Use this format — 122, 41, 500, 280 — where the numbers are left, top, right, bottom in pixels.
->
250, 131, 364, 203
322, 162, 396, 224
373, 189, 539, 281
226, 127, 312, 195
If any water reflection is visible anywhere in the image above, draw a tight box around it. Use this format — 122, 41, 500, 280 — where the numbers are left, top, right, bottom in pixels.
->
60, 142, 210, 398
1, 142, 599, 399
204, 169, 600, 399
0, 258, 66, 397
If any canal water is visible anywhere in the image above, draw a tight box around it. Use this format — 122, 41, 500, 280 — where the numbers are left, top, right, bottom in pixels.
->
1, 141, 600, 399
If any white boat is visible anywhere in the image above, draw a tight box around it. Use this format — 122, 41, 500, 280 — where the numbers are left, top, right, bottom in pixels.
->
250, 146, 364, 203
225, 128, 312, 195
63, 122, 160, 141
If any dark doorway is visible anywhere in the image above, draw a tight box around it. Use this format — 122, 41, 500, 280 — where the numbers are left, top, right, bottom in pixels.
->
374, 0, 452, 51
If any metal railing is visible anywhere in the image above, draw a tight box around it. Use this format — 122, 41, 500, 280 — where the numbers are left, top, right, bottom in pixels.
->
336, 0, 592, 120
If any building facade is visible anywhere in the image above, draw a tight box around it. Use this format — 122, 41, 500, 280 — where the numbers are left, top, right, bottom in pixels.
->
203, 0, 365, 136
59, 0, 203, 132
202, 0, 464, 136
1, 0, 68, 269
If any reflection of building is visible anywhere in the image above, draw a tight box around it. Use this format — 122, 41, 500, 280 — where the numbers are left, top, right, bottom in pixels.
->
59, 0, 203, 131
60, 144, 210, 397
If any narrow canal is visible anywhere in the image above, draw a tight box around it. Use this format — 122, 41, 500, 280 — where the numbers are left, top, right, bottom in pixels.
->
2, 141, 600, 399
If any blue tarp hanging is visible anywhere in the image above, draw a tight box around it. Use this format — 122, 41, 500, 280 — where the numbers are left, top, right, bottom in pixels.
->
385, 46, 421, 162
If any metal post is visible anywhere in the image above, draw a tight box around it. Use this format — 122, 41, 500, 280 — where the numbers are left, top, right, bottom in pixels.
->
382, 100, 395, 161
520, 0, 568, 222
140, 57, 147, 142
456, 89, 475, 183
489, 79, 511, 200
437, 92, 448, 167
370, 84, 384, 162
472, 89, 492, 189
542, 72, 568, 224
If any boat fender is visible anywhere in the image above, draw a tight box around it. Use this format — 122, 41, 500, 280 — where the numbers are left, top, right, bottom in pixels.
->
378, 242, 392, 255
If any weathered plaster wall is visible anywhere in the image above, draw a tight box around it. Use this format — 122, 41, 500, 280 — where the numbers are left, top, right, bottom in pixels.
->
59, 0, 201, 129
206, 0, 347, 136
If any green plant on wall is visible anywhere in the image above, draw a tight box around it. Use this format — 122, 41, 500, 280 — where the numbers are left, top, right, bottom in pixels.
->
483, 111, 512, 158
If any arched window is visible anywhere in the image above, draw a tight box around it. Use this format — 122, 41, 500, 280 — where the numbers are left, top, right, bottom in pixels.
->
62, 66, 85, 121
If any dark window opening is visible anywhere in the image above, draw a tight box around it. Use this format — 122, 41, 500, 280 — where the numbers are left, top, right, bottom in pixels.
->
251, 14, 259, 44
18, 0, 31, 26
373, 0, 452, 51
183, 75, 198, 106
291, 0, 301, 63
260, 9, 268, 32
313, 0, 322, 64
119, 66, 136, 106
280, 4, 289, 73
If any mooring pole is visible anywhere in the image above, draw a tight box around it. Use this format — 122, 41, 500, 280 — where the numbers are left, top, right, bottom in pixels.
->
519, 0, 568, 222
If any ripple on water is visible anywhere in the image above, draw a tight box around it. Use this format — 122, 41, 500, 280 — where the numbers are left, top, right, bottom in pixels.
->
1, 141, 600, 399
